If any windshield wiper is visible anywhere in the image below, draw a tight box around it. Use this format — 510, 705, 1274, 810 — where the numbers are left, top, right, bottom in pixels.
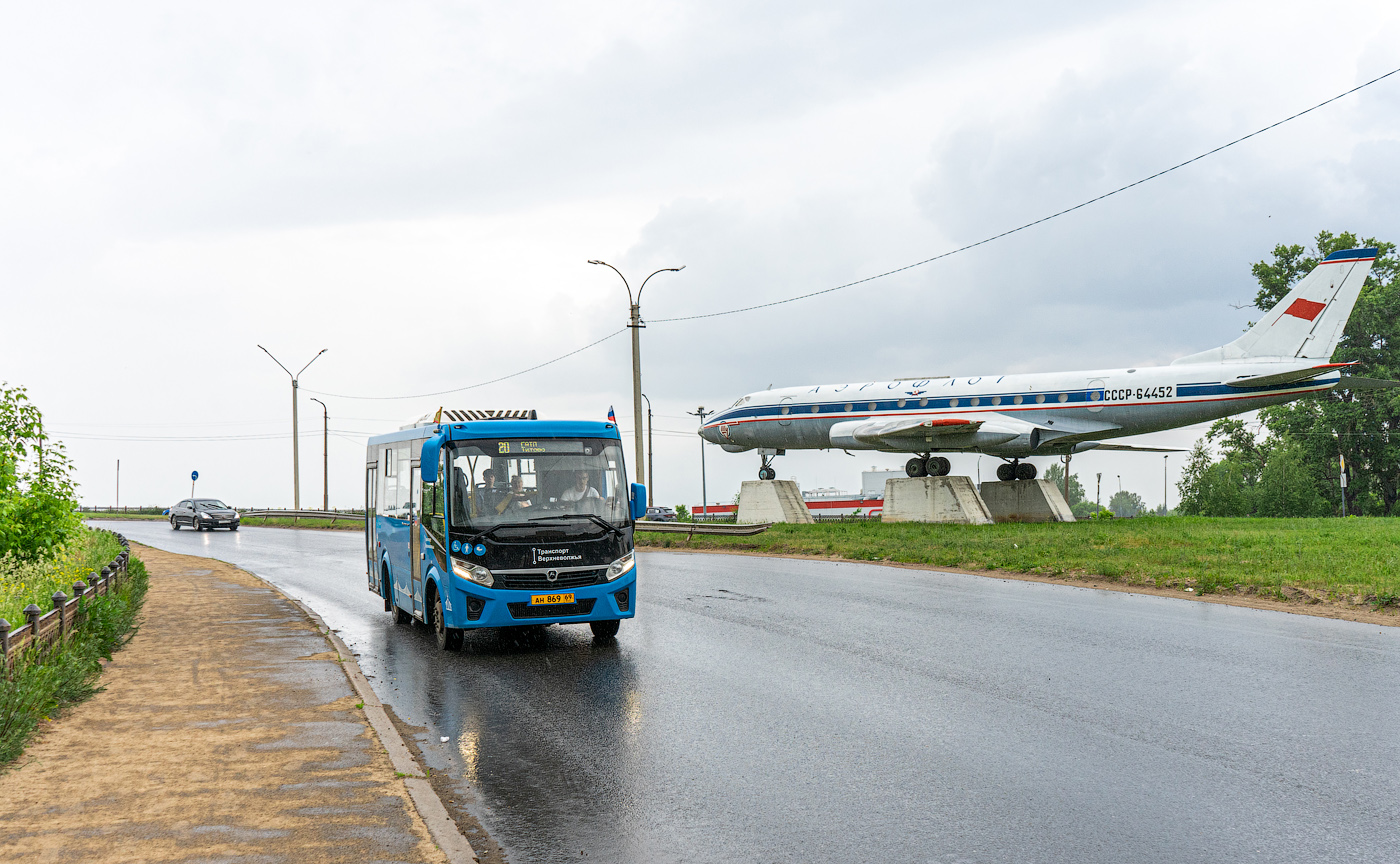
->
528, 513, 624, 539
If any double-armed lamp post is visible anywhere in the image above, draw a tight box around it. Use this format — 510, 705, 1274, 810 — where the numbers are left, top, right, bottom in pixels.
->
258, 346, 327, 510
588, 260, 684, 491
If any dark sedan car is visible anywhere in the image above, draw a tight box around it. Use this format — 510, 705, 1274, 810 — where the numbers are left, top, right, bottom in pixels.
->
169, 498, 240, 531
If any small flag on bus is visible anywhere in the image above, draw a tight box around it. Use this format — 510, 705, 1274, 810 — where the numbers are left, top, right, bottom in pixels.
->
607, 406, 617, 424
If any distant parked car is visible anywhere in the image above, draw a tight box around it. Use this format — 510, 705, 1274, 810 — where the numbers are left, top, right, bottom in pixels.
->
169, 498, 240, 531
643, 506, 677, 522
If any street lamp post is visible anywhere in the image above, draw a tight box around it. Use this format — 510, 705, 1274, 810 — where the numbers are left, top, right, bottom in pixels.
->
642, 393, 654, 507
588, 260, 684, 491
688, 406, 709, 521
310, 397, 329, 511
258, 346, 327, 509
1163, 454, 1169, 515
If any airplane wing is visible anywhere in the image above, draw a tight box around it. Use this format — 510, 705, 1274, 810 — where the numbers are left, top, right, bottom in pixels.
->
1225, 362, 1356, 388
828, 416, 984, 448
1080, 443, 1186, 453
1337, 374, 1400, 390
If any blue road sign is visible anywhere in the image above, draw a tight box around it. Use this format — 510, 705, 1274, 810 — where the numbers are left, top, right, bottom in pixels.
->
191, 470, 199, 482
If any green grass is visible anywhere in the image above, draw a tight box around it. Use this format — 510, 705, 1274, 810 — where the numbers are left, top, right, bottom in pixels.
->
1, 550, 148, 765
236, 516, 362, 531
637, 517, 1400, 601
1, 530, 125, 627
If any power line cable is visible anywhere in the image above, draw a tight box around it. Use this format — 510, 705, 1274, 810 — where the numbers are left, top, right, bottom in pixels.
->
651, 66, 1400, 323
303, 327, 628, 401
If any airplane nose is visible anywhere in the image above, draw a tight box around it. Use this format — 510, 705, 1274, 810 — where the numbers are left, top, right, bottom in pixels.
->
698, 423, 721, 444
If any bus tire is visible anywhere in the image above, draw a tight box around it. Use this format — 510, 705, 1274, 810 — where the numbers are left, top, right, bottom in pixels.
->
590, 620, 620, 639
392, 602, 412, 626
431, 590, 462, 651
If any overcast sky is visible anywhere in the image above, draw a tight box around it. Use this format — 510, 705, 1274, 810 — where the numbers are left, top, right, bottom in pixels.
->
4, 1, 1399, 511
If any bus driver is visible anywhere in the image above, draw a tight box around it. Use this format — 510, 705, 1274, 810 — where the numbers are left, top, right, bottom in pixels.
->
559, 470, 601, 502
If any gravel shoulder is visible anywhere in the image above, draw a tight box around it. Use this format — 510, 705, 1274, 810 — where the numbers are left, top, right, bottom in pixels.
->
0, 543, 460, 862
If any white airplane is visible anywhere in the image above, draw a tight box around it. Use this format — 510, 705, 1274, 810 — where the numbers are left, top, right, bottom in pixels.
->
700, 247, 1390, 482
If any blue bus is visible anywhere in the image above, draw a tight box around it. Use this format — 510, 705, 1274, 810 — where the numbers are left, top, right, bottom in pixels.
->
365, 410, 646, 649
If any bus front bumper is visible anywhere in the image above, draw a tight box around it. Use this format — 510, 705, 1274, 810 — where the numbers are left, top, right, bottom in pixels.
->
446, 571, 637, 629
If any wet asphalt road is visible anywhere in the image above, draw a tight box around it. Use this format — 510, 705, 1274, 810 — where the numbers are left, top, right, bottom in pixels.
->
94, 521, 1400, 864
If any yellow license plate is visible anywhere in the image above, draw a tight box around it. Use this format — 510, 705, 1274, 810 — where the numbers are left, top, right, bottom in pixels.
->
530, 592, 575, 606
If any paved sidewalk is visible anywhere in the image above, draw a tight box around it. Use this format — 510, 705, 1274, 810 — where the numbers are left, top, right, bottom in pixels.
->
0, 544, 451, 863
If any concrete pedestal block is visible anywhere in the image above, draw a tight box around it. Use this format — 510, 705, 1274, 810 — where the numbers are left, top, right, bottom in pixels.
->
736, 480, 814, 524
978, 480, 1076, 523
882, 476, 994, 525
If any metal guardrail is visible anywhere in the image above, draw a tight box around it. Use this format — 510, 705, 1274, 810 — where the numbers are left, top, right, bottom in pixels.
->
634, 521, 773, 537
241, 509, 365, 524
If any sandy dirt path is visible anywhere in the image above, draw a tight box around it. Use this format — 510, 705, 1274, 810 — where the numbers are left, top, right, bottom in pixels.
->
0, 543, 451, 863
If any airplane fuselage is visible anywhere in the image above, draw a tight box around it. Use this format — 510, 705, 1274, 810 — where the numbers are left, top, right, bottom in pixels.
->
700, 360, 1337, 458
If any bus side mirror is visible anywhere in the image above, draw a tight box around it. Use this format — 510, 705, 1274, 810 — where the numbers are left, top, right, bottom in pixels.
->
629, 483, 647, 521
420, 432, 446, 483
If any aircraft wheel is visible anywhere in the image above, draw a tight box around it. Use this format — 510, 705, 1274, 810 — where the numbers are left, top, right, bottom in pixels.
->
996, 463, 1016, 482
905, 458, 927, 478
758, 466, 776, 481
1016, 462, 1037, 481
927, 456, 950, 476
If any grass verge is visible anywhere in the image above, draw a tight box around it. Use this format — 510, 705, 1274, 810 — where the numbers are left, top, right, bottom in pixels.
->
0, 550, 148, 766
235, 516, 362, 531
1, 530, 125, 626
637, 517, 1400, 604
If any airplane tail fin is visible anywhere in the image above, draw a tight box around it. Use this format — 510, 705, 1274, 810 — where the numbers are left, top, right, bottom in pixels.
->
1173, 247, 1378, 365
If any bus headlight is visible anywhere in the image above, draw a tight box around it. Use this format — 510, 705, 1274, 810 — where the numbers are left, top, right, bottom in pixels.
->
606, 551, 635, 582
453, 559, 494, 588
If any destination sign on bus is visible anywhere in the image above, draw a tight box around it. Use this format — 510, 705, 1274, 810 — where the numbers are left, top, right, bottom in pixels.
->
487, 439, 586, 455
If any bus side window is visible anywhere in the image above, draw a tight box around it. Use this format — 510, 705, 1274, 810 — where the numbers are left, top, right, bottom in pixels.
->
380, 448, 395, 517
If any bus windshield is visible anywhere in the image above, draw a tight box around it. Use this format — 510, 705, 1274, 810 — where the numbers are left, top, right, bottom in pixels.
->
447, 437, 630, 530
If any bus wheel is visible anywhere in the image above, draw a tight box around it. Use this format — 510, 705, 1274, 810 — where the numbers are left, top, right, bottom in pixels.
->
590, 620, 620, 639
432, 591, 462, 651
392, 602, 412, 627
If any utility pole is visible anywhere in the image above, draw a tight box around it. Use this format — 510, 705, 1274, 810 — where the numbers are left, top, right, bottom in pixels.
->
1096, 472, 1101, 509
258, 346, 327, 509
310, 397, 329, 511
689, 406, 710, 521
1163, 455, 1169, 515
116, 459, 120, 510
642, 393, 654, 507
1339, 452, 1348, 517
588, 260, 684, 492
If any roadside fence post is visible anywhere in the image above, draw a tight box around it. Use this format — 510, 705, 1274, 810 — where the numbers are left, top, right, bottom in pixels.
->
52, 591, 67, 642
73, 581, 88, 625
24, 604, 42, 652
100, 566, 112, 596
0, 619, 10, 675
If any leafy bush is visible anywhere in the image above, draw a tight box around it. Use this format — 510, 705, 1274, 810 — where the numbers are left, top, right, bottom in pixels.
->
0, 383, 81, 560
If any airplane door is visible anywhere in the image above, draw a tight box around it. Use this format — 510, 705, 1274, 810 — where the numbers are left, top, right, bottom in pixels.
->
1087, 378, 1106, 413
779, 396, 794, 426
409, 463, 424, 619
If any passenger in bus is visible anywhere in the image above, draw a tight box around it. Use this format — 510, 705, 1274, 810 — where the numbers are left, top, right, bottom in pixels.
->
495, 474, 531, 514
474, 469, 501, 515
559, 470, 601, 502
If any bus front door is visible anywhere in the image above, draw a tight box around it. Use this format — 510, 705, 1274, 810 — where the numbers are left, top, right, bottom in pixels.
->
409, 464, 424, 619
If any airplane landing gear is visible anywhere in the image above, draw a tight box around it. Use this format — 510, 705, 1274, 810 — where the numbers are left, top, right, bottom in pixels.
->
758, 453, 778, 481
996, 460, 1037, 481
906, 455, 951, 478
